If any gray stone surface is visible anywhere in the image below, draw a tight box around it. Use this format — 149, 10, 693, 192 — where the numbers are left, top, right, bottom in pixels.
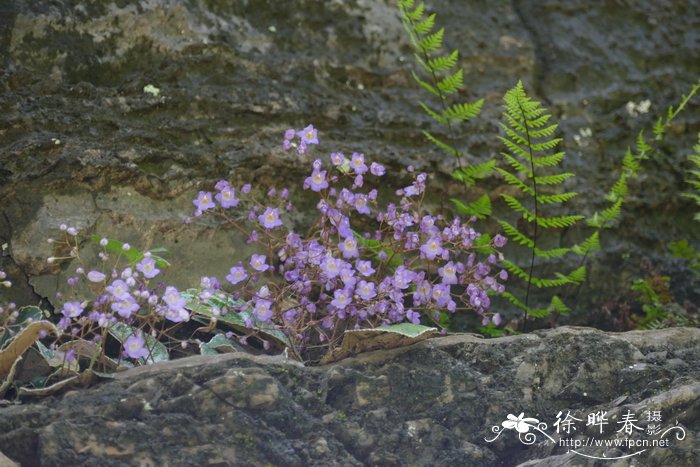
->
0, 2, 699, 319
0, 327, 698, 466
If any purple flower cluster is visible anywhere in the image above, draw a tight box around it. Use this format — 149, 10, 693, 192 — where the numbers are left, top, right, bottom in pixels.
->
190, 125, 507, 354
50, 231, 197, 360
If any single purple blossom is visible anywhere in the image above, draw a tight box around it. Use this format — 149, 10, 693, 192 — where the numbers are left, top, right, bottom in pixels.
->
330, 152, 346, 166
106, 279, 130, 299
87, 270, 106, 283
163, 286, 186, 310
331, 288, 352, 310
215, 185, 239, 208
136, 257, 161, 279
258, 207, 283, 229
338, 236, 359, 259
253, 299, 273, 321
124, 334, 149, 360
226, 266, 248, 285
420, 236, 443, 260
305, 169, 329, 192
356, 260, 376, 277
250, 254, 269, 272
193, 191, 215, 212
297, 124, 319, 145
111, 294, 139, 318
355, 280, 377, 301
370, 162, 385, 176
438, 261, 458, 285
349, 152, 368, 174
62, 301, 84, 318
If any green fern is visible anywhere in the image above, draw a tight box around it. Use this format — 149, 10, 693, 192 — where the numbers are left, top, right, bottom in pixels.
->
653, 79, 700, 141
683, 133, 700, 221
498, 81, 587, 321
398, 0, 489, 219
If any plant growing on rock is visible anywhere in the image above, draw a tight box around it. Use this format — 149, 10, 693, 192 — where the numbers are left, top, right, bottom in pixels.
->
187, 125, 507, 360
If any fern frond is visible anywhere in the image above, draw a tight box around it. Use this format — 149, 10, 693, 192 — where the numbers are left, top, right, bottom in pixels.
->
436, 69, 464, 94
537, 192, 578, 205
535, 214, 585, 229
418, 101, 447, 124
452, 160, 496, 185
428, 50, 459, 71
531, 151, 565, 167
411, 72, 440, 97
502, 261, 585, 288
571, 231, 601, 256
533, 173, 575, 185
418, 28, 445, 52
422, 131, 459, 157
414, 13, 436, 35
451, 194, 492, 219
444, 100, 484, 123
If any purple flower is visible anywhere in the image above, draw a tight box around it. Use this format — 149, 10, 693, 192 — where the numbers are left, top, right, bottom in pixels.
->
406, 309, 421, 324
297, 124, 319, 145
215, 185, 239, 208
258, 207, 283, 229
413, 280, 432, 306
193, 191, 215, 212
111, 294, 139, 318
305, 169, 329, 192
438, 261, 458, 285
253, 299, 273, 321
331, 288, 352, 309
164, 306, 189, 323
250, 254, 269, 272
370, 162, 385, 176
62, 301, 84, 318
356, 260, 376, 277
354, 194, 371, 215
137, 257, 160, 279
321, 255, 343, 279
493, 313, 503, 326
87, 270, 106, 283
493, 234, 507, 248
338, 236, 359, 259
420, 236, 443, 260
284, 128, 295, 141
163, 286, 186, 310
124, 334, 149, 360
392, 266, 415, 290
431, 283, 451, 307
330, 152, 346, 166
355, 280, 376, 301
241, 184, 252, 194
106, 279, 130, 299
349, 152, 368, 174
226, 266, 248, 285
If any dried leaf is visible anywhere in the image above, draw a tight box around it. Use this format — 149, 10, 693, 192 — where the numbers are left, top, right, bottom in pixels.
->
0, 321, 57, 379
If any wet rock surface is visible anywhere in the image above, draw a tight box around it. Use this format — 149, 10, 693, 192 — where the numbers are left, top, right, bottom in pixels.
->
1, 2, 699, 317
0, 327, 698, 466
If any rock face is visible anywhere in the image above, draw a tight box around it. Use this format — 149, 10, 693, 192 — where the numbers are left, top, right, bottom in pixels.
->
1, 0, 699, 321
0, 327, 698, 466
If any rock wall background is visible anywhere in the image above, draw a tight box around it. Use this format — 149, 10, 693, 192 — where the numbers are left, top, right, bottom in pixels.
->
1, 0, 699, 323
1, 327, 698, 466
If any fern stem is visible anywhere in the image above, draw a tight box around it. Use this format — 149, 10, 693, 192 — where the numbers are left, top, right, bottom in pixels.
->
517, 97, 539, 329
403, 12, 463, 169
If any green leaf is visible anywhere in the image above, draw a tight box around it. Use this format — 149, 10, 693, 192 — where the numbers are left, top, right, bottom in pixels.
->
90, 236, 170, 269
200, 334, 244, 355
183, 289, 292, 349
